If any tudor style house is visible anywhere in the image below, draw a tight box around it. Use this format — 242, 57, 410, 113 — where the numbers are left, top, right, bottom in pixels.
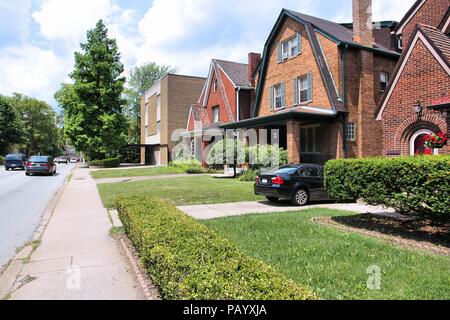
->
223, 0, 400, 164
185, 55, 259, 160
376, 0, 450, 156
140, 74, 205, 165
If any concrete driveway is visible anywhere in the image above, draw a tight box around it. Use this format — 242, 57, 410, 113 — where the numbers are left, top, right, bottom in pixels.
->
178, 201, 394, 220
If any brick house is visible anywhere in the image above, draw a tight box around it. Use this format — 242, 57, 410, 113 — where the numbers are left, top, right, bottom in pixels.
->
185, 56, 259, 160
140, 74, 205, 165
376, 0, 450, 156
222, 0, 400, 164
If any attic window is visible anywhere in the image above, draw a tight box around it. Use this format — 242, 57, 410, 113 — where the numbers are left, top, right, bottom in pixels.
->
213, 79, 218, 93
380, 72, 389, 91
278, 33, 302, 63
397, 35, 403, 50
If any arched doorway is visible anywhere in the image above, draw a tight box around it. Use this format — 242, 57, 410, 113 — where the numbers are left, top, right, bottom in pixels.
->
409, 129, 438, 156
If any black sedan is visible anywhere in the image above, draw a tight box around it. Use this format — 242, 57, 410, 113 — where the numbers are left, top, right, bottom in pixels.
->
4, 154, 27, 171
254, 164, 329, 206
25, 156, 57, 176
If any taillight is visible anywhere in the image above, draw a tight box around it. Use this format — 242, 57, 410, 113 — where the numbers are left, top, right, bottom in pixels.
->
26, 162, 31, 166
42, 163, 49, 167
272, 176, 285, 185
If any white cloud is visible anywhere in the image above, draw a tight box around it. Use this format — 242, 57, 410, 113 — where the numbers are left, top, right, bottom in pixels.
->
0, 45, 68, 103
32, 0, 114, 40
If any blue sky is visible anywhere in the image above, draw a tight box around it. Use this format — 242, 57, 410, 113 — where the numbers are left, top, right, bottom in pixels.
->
0, 0, 416, 109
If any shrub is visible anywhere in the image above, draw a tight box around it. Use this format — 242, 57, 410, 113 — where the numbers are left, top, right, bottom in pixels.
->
239, 169, 259, 182
102, 157, 121, 168
116, 195, 317, 300
0, 156, 4, 165
247, 144, 289, 170
324, 156, 450, 217
88, 159, 104, 167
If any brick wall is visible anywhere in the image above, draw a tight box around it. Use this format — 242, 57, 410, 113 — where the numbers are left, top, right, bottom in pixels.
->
380, 38, 450, 155
258, 17, 334, 117
401, 0, 449, 44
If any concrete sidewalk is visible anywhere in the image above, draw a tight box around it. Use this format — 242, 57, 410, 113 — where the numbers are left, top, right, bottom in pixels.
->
178, 201, 395, 220
5, 168, 144, 300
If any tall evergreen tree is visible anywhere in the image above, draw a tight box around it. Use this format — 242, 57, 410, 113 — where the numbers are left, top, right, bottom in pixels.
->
0, 95, 24, 155
64, 20, 127, 160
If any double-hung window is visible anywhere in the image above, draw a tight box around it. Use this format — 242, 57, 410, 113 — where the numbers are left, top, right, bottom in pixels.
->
294, 73, 313, 105
346, 123, 356, 141
270, 83, 285, 110
278, 33, 302, 62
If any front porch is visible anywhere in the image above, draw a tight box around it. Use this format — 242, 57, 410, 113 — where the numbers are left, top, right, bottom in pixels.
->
221, 109, 345, 164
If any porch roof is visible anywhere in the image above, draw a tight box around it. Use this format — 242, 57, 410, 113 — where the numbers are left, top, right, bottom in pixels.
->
220, 107, 337, 129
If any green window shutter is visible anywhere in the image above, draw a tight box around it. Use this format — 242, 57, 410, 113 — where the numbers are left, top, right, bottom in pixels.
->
281, 82, 285, 108
307, 72, 313, 102
293, 78, 299, 106
277, 43, 282, 63
269, 86, 274, 111
297, 32, 302, 55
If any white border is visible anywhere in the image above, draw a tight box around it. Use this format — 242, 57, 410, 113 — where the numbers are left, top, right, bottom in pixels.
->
409, 129, 439, 155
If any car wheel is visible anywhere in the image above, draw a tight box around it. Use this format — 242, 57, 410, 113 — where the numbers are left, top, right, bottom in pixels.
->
5, 167, 9, 171
292, 188, 309, 206
26, 172, 30, 176
266, 196, 280, 203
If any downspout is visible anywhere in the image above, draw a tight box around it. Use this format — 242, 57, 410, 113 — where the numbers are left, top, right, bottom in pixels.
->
236, 87, 241, 121
340, 44, 348, 159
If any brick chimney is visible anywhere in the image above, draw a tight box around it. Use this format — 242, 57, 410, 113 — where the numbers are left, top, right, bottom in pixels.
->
248, 52, 261, 86
352, 0, 374, 47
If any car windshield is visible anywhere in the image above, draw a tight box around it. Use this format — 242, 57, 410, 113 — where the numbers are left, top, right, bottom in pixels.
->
266, 165, 300, 175
29, 156, 49, 163
5, 155, 23, 161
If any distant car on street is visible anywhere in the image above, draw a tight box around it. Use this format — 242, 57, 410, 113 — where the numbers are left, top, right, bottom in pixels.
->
4, 154, 27, 171
55, 156, 69, 164
25, 156, 57, 176
254, 164, 329, 206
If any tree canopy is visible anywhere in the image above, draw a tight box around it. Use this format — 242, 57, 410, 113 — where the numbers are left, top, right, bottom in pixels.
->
0, 95, 24, 155
56, 20, 127, 160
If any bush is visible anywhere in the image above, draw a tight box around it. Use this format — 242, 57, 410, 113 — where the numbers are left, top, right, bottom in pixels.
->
324, 156, 450, 217
247, 144, 289, 170
0, 156, 4, 165
170, 159, 205, 174
239, 169, 259, 182
117, 195, 316, 300
88, 159, 104, 167
102, 157, 121, 168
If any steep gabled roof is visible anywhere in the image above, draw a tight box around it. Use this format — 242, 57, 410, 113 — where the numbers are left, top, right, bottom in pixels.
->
187, 104, 210, 131
214, 60, 252, 88
376, 24, 450, 120
438, 6, 450, 33
252, 9, 400, 118
287, 10, 399, 55
394, 0, 426, 35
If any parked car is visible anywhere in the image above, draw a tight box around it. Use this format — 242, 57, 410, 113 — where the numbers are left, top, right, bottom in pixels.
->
55, 156, 69, 164
25, 156, 57, 176
4, 154, 27, 171
254, 164, 329, 206
70, 157, 78, 163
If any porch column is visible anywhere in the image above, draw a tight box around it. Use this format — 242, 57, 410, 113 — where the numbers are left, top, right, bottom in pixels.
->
140, 146, 146, 165
286, 120, 301, 164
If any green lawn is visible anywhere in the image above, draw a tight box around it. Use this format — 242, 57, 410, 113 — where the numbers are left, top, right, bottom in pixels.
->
91, 166, 185, 179
204, 209, 450, 300
97, 176, 264, 208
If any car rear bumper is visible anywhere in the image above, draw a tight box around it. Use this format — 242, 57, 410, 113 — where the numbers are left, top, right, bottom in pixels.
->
254, 185, 292, 199
26, 167, 52, 173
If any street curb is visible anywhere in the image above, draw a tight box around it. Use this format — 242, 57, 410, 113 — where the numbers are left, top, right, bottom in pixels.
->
0, 166, 74, 299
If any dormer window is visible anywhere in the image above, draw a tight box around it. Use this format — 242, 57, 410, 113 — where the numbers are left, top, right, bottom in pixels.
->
278, 33, 302, 63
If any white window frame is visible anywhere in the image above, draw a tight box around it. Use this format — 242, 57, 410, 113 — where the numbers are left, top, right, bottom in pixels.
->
213, 79, 218, 93
346, 123, 356, 141
289, 37, 299, 57
397, 35, 403, 50
380, 72, 389, 91
299, 75, 311, 104
280, 34, 301, 62
212, 106, 220, 123
274, 84, 283, 109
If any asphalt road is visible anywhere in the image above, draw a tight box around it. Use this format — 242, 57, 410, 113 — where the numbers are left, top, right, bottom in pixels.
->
0, 163, 75, 269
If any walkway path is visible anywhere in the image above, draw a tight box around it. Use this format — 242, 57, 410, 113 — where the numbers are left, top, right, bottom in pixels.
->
4, 168, 145, 300
178, 201, 395, 220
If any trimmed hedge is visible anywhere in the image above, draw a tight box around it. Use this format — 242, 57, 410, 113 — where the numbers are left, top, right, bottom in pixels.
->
324, 156, 450, 216
117, 195, 317, 300
88, 157, 121, 168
